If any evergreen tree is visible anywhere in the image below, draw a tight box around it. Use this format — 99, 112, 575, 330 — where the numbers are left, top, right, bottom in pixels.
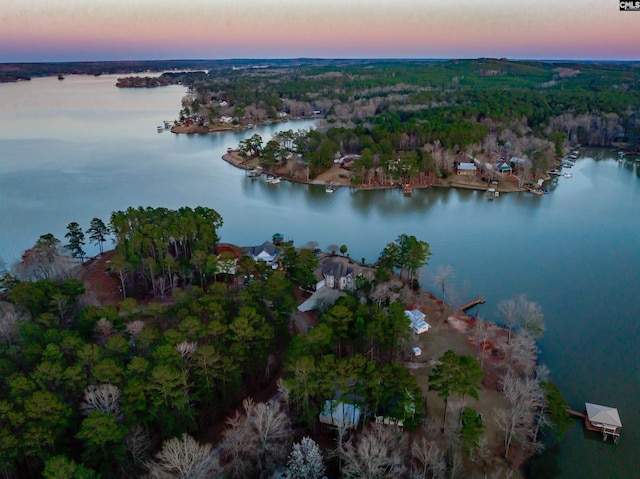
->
429, 350, 482, 425
87, 218, 109, 256
65, 222, 86, 261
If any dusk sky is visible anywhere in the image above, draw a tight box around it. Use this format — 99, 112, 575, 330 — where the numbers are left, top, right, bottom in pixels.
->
1, 0, 638, 62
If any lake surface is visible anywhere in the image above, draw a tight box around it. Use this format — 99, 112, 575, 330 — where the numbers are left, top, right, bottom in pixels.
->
1, 75, 639, 478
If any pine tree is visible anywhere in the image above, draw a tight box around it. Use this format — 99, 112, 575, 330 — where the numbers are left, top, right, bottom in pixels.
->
87, 217, 108, 256
65, 222, 86, 261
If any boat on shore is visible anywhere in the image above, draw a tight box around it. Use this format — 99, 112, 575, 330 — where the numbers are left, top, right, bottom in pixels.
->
248, 167, 263, 178
326, 183, 340, 193
564, 173, 573, 178
547, 169, 562, 176
486, 187, 499, 199
265, 175, 281, 184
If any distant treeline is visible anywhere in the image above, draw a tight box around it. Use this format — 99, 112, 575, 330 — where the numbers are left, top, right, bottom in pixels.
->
0, 58, 397, 83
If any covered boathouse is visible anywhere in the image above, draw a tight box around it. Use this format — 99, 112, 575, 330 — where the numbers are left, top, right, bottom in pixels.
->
584, 402, 622, 443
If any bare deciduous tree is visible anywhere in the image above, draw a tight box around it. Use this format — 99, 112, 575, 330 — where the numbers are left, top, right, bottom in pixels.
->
498, 298, 519, 344
175, 341, 197, 359
433, 265, 453, 312
341, 423, 408, 479
126, 424, 152, 465
370, 278, 404, 307
494, 374, 542, 459
0, 301, 28, 346
125, 320, 145, 340
509, 331, 538, 377
410, 436, 446, 479
95, 317, 113, 338
276, 378, 291, 413
499, 294, 544, 344
471, 317, 492, 370
81, 384, 122, 420
146, 433, 221, 479
519, 298, 544, 339
471, 436, 495, 479
220, 398, 292, 479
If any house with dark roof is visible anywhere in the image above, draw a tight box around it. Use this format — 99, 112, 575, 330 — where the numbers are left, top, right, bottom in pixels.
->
321, 258, 356, 290
496, 160, 512, 174
245, 241, 279, 265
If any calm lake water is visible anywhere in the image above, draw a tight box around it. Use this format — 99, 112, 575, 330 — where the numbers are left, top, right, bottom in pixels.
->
1, 75, 639, 478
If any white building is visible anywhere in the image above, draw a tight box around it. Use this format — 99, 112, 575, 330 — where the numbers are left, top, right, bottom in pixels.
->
405, 309, 431, 334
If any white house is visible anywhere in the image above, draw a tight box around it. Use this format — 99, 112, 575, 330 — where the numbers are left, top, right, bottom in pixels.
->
405, 309, 431, 334
245, 241, 279, 265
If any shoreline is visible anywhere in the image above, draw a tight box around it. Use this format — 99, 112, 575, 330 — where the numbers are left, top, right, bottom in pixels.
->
222, 150, 534, 194
170, 117, 299, 135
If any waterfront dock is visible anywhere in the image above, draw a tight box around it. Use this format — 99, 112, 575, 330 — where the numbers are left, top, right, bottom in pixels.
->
460, 296, 486, 312
566, 409, 586, 419
584, 403, 622, 444
567, 403, 622, 444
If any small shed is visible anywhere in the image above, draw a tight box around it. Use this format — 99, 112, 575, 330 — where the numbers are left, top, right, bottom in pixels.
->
585, 402, 622, 443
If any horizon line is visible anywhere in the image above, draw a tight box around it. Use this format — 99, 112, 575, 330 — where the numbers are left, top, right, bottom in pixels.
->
2, 56, 640, 65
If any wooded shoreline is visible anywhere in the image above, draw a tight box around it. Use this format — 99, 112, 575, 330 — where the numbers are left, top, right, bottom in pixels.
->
222, 150, 530, 194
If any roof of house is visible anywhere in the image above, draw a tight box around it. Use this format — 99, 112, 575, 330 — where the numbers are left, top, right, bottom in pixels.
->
405, 309, 426, 323
246, 241, 277, 257
297, 286, 345, 312
585, 403, 622, 427
319, 400, 361, 426
458, 162, 477, 170
322, 258, 354, 278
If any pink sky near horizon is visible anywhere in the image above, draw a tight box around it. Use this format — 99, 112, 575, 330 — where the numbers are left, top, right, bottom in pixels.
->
1, 0, 639, 62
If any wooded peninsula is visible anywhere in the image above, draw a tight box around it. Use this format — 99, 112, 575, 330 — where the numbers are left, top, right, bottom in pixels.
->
153, 59, 640, 192
1, 205, 571, 479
